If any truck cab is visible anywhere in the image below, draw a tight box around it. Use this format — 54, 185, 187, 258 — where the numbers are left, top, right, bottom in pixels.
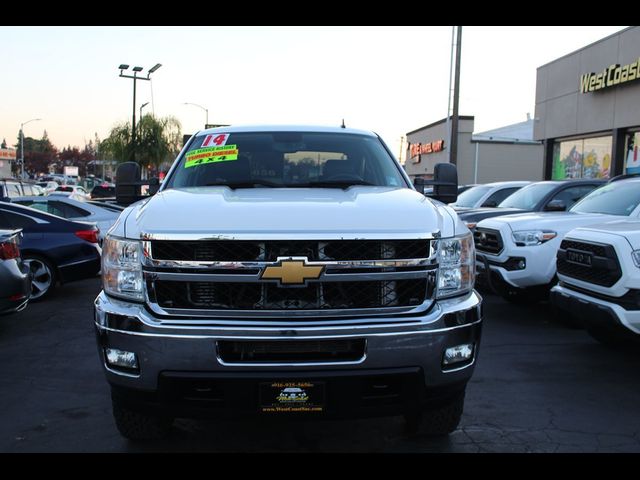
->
94, 125, 482, 439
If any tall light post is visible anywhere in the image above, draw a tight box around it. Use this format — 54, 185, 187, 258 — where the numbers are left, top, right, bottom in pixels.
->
140, 102, 149, 120
184, 102, 209, 128
20, 118, 41, 179
118, 63, 162, 162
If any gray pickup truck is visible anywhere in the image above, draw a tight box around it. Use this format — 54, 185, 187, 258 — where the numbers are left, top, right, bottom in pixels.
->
94, 125, 482, 439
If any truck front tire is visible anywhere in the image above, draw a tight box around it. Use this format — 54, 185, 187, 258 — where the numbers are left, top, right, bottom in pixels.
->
112, 399, 173, 441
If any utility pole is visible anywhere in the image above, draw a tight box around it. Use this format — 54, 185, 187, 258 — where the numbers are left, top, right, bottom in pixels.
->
450, 26, 462, 166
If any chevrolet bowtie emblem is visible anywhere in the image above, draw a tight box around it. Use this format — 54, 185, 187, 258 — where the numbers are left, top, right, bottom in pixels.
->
260, 258, 324, 286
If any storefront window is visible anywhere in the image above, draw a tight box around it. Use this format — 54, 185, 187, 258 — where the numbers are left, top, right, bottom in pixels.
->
625, 131, 640, 174
551, 136, 612, 180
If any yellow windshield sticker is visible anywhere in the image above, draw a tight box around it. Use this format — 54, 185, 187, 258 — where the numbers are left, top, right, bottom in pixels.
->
185, 145, 239, 168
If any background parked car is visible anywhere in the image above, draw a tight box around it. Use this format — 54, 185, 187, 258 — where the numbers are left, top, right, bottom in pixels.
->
0, 229, 31, 315
459, 179, 604, 231
13, 195, 121, 242
36, 181, 60, 194
50, 185, 91, 201
0, 202, 101, 300
450, 181, 531, 210
475, 176, 640, 304
551, 219, 640, 346
0, 178, 41, 202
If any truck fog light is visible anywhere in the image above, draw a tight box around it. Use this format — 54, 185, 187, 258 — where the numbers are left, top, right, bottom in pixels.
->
443, 343, 474, 366
105, 348, 139, 370
517, 259, 526, 270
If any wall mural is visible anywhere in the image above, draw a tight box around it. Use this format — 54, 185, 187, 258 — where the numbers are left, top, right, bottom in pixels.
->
552, 136, 612, 179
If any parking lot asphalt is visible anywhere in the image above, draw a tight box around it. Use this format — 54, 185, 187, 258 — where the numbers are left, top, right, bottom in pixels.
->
1, 277, 639, 453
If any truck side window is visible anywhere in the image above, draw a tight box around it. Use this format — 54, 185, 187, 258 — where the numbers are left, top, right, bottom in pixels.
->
549, 185, 598, 210
482, 187, 520, 207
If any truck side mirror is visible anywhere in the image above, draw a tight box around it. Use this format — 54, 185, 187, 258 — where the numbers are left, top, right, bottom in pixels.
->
413, 177, 426, 194
544, 199, 566, 212
432, 163, 458, 204
115, 162, 141, 206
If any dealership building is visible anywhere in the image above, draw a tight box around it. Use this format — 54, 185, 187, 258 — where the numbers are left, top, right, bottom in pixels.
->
535, 26, 640, 179
0, 145, 16, 178
404, 115, 543, 185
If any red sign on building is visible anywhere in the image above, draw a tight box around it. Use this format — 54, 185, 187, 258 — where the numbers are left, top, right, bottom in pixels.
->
409, 140, 445, 163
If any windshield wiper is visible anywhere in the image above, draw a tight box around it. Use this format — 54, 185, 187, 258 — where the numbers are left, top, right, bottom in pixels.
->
205, 180, 282, 189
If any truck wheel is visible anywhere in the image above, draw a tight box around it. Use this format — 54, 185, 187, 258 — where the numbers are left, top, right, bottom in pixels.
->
404, 392, 465, 436
112, 400, 173, 441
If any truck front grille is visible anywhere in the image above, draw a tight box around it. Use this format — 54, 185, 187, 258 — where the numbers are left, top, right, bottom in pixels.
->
557, 239, 622, 287
152, 279, 430, 311
474, 228, 503, 255
144, 238, 436, 321
151, 239, 430, 262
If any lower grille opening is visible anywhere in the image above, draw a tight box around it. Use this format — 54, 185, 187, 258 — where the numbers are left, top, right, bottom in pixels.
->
217, 339, 366, 363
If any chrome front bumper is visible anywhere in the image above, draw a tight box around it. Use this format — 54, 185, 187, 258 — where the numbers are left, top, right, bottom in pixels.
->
94, 290, 483, 392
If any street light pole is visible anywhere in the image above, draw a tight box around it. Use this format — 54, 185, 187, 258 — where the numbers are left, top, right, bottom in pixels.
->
184, 102, 209, 128
119, 63, 162, 162
140, 102, 149, 120
20, 118, 41, 179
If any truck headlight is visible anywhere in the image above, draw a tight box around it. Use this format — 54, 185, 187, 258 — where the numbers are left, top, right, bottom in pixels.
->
632, 250, 640, 268
512, 230, 557, 246
102, 236, 144, 301
437, 233, 475, 299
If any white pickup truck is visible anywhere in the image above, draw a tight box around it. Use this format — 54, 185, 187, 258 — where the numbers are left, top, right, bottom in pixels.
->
95, 125, 483, 440
550, 220, 640, 345
474, 176, 640, 303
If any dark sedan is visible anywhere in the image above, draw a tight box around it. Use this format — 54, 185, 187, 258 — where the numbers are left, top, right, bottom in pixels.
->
458, 179, 605, 230
0, 229, 31, 315
0, 202, 101, 301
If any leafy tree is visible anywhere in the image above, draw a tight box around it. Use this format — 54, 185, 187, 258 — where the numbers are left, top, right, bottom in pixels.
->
13, 130, 58, 178
99, 121, 132, 164
99, 115, 182, 175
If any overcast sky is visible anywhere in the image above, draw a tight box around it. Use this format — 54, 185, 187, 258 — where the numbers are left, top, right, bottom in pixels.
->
0, 26, 627, 160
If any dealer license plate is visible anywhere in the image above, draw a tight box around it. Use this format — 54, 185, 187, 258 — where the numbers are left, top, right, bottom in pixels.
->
566, 249, 593, 267
259, 381, 325, 413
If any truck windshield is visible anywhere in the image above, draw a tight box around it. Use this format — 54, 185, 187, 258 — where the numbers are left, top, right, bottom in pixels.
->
570, 181, 640, 216
165, 131, 407, 189
498, 183, 557, 210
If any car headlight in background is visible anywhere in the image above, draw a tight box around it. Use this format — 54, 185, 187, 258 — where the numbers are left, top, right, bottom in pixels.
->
102, 236, 144, 301
437, 233, 475, 299
463, 221, 477, 230
512, 230, 557, 247
632, 250, 640, 268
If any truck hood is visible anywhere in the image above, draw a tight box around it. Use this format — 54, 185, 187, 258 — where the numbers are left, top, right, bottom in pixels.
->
457, 207, 526, 222
570, 219, 640, 248
123, 186, 456, 240
478, 211, 626, 233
